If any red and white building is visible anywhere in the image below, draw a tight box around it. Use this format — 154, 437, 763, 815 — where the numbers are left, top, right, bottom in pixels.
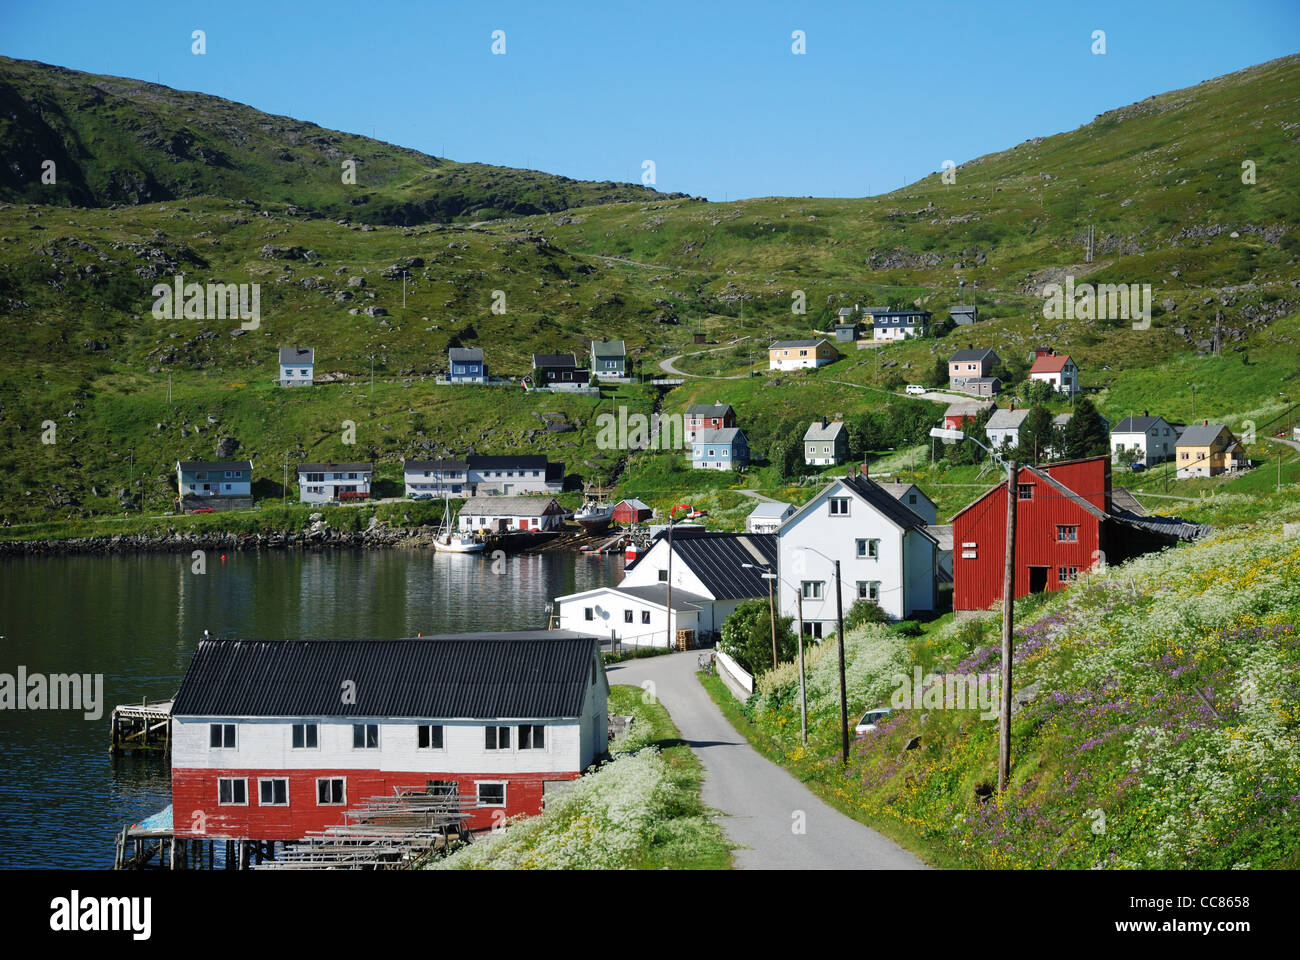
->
684, 403, 736, 443
1028, 347, 1080, 397
169, 632, 609, 841
458, 495, 566, 533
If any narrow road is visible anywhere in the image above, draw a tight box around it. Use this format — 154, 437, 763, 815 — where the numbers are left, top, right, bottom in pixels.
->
659, 340, 752, 380
737, 489, 777, 503
609, 651, 928, 870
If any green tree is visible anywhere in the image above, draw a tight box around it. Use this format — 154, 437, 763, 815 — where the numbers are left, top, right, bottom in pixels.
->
1020, 405, 1056, 464
719, 599, 797, 675
926, 354, 949, 387
1020, 378, 1054, 406
845, 598, 889, 629
1061, 396, 1111, 460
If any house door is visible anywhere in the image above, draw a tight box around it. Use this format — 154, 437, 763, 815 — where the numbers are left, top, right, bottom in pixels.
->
502, 484, 512, 495
1028, 566, 1049, 594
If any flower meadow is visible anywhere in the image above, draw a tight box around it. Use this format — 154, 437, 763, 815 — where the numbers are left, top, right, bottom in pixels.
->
430, 686, 730, 870
741, 513, 1300, 869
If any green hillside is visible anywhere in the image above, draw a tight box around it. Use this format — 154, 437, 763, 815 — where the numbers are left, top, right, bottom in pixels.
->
0, 54, 1298, 531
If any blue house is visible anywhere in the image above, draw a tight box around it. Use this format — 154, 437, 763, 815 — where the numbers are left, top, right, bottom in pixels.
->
448, 347, 487, 384
691, 428, 749, 471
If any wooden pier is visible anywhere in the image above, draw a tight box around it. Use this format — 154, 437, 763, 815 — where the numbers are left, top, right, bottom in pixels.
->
109, 698, 172, 756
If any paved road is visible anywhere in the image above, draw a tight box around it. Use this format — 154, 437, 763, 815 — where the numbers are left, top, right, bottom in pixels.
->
609, 651, 928, 870
658, 339, 752, 380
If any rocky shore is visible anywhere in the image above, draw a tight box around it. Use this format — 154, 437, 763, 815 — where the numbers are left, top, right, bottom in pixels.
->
0, 522, 435, 556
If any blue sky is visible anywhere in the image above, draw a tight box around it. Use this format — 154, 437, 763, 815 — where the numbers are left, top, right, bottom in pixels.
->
2, 0, 1296, 200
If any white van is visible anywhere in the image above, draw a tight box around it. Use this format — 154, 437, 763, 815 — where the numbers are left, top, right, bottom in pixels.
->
905, 384, 927, 395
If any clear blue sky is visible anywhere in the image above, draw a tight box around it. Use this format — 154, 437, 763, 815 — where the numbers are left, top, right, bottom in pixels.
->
2, 0, 1296, 200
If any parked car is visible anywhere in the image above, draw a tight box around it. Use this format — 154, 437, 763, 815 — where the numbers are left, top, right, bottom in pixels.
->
192, 506, 215, 514
1130, 462, 1146, 472
409, 492, 434, 501
854, 707, 892, 736
905, 384, 927, 395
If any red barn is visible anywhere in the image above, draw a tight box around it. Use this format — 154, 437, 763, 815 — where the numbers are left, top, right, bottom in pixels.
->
952, 456, 1212, 611
169, 632, 608, 842
612, 498, 652, 525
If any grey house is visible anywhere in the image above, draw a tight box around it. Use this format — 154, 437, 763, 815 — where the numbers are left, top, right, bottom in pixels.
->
591, 340, 627, 379
949, 305, 978, 325
279, 347, 314, 386
803, 419, 848, 466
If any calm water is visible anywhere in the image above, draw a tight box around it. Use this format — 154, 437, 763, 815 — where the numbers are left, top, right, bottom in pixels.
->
0, 547, 624, 869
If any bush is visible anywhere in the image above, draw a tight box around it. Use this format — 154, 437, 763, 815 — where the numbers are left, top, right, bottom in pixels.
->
845, 598, 890, 630
891, 620, 923, 637
720, 599, 798, 674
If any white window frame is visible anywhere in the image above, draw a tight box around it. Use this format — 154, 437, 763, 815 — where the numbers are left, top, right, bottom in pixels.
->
476, 781, 507, 807
518, 724, 547, 751
316, 777, 346, 806
485, 725, 511, 751
258, 777, 289, 807
352, 723, 380, 750
291, 722, 318, 750
417, 724, 445, 751
801, 580, 824, 600
218, 777, 248, 806
209, 723, 236, 749
829, 497, 851, 516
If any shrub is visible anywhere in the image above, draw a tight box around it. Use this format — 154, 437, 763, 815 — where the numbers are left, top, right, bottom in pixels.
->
720, 599, 797, 674
845, 598, 889, 630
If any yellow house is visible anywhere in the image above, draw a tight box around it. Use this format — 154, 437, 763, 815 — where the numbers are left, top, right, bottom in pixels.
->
769, 339, 840, 371
1175, 423, 1239, 478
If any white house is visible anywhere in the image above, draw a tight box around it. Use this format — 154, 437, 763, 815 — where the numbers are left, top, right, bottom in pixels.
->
986, 407, 1031, 451
1028, 347, 1079, 397
871, 310, 930, 341
555, 530, 777, 647
746, 500, 795, 534
279, 347, 314, 386
404, 456, 564, 497
777, 474, 937, 630
177, 460, 253, 499
297, 462, 373, 504
168, 632, 608, 838
459, 496, 567, 533
1110, 414, 1177, 466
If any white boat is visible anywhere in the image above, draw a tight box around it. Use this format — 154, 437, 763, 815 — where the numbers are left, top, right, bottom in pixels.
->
574, 498, 614, 533
434, 493, 485, 553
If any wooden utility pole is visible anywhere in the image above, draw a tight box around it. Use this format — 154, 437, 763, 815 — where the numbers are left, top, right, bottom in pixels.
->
835, 558, 848, 765
766, 569, 778, 669
999, 460, 1019, 792
796, 589, 807, 745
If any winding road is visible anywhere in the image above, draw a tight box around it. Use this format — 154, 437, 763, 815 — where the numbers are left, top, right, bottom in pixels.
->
608, 651, 928, 870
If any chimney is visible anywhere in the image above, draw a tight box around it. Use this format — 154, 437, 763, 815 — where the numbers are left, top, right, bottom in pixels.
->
859, 462, 870, 477
1203, 419, 1208, 426
1143, 409, 1149, 417
1009, 401, 1014, 411
821, 416, 828, 429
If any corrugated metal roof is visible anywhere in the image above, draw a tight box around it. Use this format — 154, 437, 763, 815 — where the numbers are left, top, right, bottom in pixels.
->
1113, 415, 1167, 433
533, 353, 577, 368
649, 530, 778, 599
616, 584, 707, 611
178, 460, 252, 472
172, 633, 599, 720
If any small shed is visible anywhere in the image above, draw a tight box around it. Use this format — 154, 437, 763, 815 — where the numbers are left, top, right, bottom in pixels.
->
613, 498, 653, 525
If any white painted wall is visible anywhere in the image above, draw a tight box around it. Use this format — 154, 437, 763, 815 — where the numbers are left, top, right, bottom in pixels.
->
172, 715, 584, 774
556, 587, 698, 647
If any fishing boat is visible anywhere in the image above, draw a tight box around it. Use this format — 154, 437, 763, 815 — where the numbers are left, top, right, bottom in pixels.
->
573, 498, 614, 534
433, 493, 485, 553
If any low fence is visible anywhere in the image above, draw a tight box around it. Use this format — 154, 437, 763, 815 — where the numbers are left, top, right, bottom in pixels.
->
713, 648, 754, 695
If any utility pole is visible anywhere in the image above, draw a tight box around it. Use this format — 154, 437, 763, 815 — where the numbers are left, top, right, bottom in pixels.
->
999, 459, 1019, 792
282, 454, 287, 508
796, 588, 807, 745
766, 567, 778, 669
835, 558, 848, 765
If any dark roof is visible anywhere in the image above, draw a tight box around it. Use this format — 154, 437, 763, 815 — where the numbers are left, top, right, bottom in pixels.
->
279, 347, 314, 364
872, 311, 931, 325
949, 347, 999, 362
1113, 415, 1168, 432
616, 584, 707, 611
470, 454, 551, 470
1176, 424, 1231, 447
178, 460, 252, 472
533, 353, 577, 368
949, 304, 977, 315
404, 458, 470, 472
647, 530, 778, 600
297, 462, 373, 474
448, 347, 483, 362
1111, 510, 1212, 542
771, 339, 830, 349
687, 403, 734, 418
840, 476, 934, 533
171, 633, 600, 720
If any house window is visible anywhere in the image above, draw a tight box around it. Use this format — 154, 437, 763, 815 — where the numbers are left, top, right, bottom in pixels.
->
658, 569, 668, 582
518, 725, 546, 750
908, 494, 917, 505
258, 778, 288, 806
584, 607, 594, 621
1057, 525, 1078, 543
417, 725, 444, 750
829, 497, 850, 516
801, 580, 824, 600
317, 778, 346, 806
857, 581, 881, 601
218, 778, 247, 805
477, 782, 506, 807
1017, 484, 1034, 500
209, 723, 236, 749
291, 723, 318, 749
352, 723, 379, 749
485, 726, 511, 750
641, 610, 651, 624
624, 609, 634, 623
855, 538, 880, 559
1058, 566, 1080, 582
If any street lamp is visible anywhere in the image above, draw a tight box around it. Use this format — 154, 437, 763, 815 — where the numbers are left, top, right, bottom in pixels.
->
746, 564, 808, 744
802, 545, 849, 765
931, 425, 1017, 793
665, 503, 692, 650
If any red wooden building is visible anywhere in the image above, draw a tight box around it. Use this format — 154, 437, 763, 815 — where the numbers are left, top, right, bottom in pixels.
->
951, 456, 1206, 611
169, 632, 609, 842
612, 498, 653, 525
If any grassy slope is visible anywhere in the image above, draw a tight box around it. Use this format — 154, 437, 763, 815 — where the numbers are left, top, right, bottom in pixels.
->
1, 55, 1298, 531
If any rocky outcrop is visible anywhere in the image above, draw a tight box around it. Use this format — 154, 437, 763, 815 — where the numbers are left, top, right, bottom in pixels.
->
0, 524, 438, 556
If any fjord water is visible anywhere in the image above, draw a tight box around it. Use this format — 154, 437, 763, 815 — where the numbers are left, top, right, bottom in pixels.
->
0, 548, 624, 868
